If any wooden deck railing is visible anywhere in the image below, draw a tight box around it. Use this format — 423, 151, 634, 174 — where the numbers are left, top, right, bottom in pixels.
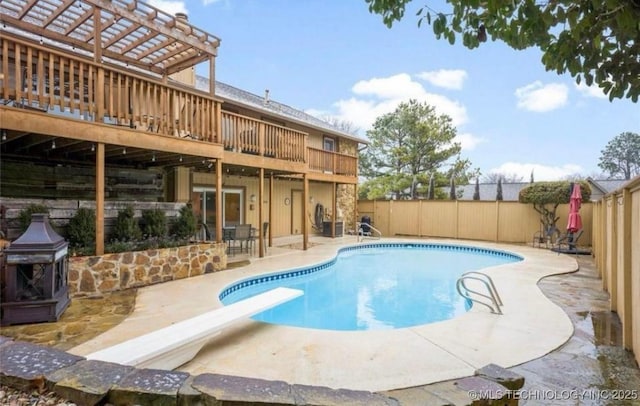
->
2, 35, 359, 175
221, 111, 307, 162
308, 147, 358, 177
1, 35, 219, 142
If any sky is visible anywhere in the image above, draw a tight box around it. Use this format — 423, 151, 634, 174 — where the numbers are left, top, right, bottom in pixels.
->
151, 0, 639, 181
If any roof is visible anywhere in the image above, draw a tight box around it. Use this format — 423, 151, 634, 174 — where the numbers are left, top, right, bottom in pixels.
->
586, 178, 628, 195
456, 179, 629, 201
194, 76, 368, 145
1, 0, 220, 75
454, 182, 531, 201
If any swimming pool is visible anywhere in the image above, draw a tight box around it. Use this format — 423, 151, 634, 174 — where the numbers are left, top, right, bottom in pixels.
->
220, 243, 522, 331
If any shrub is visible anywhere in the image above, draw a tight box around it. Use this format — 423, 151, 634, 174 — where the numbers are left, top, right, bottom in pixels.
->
171, 204, 197, 239
141, 208, 167, 238
112, 205, 142, 242
18, 203, 50, 233
105, 239, 138, 254
68, 208, 96, 251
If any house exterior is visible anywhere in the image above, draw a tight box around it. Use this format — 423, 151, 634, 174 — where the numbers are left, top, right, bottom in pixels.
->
455, 178, 624, 202
0, 2, 366, 255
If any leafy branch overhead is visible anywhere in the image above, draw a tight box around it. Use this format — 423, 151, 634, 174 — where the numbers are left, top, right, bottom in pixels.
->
365, 0, 640, 101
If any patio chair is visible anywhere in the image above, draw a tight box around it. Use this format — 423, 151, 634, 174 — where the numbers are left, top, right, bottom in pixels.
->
233, 224, 252, 254
532, 225, 560, 248
554, 229, 584, 253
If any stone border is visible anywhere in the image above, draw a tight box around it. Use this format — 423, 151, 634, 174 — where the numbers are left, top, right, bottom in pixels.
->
0, 336, 523, 405
68, 243, 227, 297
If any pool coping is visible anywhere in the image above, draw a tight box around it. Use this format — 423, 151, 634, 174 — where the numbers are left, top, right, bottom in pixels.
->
69, 238, 578, 392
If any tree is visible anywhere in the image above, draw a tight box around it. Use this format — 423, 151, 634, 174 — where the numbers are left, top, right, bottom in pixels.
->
598, 132, 640, 180
359, 99, 464, 200
449, 176, 457, 200
365, 0, 640, 101
473, 177, 480, 200
427, 173, 435, 200
496, 177, 503, 201
519, 181, 591, 239
322, 116, 360, 135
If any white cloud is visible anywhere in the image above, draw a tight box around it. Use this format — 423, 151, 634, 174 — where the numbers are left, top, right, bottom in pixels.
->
147, 0, 188, 15
455, 132, 486, 151
352, 74, 425, 100
332, 73, 468, 131
489, 162, 583, 181
515, 81, 568, 112
575, 82, 608, 99
416, 69, 468, 90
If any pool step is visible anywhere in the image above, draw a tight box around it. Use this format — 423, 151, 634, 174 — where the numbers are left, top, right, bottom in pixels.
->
383, 363, 524, 405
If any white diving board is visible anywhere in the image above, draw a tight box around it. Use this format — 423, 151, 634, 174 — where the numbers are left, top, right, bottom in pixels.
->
86, 287, 303, 370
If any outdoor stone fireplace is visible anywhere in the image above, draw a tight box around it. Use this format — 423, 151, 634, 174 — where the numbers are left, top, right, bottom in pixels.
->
0, 214, 70, 325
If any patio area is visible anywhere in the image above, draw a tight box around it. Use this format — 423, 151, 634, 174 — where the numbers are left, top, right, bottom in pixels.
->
2, 236, 639, 404
66, 236, 640, 396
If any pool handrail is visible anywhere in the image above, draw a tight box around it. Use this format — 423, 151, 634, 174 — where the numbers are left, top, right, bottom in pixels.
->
356, 221, 382, 242
456, 271, 503, 315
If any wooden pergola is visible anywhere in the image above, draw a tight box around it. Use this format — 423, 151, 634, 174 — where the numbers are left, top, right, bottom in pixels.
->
0, 0, 220, 78
1, 0, 228, 255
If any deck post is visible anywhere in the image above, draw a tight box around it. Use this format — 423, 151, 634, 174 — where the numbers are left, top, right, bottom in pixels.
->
95, 143, 105, 255
303, 174, 309, 250
216, 160, 223, 243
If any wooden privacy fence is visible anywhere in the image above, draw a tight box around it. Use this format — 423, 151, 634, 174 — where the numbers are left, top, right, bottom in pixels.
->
592, 176, 639, 367
357, 200, 593, 245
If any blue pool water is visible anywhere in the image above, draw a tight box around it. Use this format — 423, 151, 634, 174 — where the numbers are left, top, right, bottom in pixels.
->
220, 243, 522, 331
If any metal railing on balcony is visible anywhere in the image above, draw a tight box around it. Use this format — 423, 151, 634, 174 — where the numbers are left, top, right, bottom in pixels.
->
221, 111, 307, 163
308, 147, 358, 177
1, 35, 220, 142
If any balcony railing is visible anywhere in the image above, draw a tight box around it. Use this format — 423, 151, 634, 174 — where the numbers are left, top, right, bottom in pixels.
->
2, 35, 358, 177
308, 147, 358, 177
221, 111, 307, 163
1, 35, 219, 142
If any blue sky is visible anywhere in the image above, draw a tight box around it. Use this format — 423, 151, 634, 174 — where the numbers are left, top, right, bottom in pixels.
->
153, 0, 638, 181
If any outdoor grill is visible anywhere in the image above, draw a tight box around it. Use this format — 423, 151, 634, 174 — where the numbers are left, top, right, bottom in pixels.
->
1, 214, 70, 325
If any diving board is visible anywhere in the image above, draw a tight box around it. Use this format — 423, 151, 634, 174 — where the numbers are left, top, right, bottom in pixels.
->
86, 287, 303, 370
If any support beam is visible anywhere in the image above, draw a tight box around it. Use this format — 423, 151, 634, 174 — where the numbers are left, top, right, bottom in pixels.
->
354, 184, 358, 233
303, 174, 308, 251
269, 173, 274, 248
258, 168, 264, 258
216, 159, 223, 244
331, 182, 337, 238
95, 143, 105, 255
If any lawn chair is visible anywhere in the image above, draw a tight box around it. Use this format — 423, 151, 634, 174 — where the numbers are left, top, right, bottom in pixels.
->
233, 224, 252, 254
532, 225, 560, 248
555, 229, 584, 252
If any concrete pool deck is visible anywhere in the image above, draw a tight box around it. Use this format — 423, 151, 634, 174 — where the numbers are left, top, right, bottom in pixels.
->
69, 237, 578, 392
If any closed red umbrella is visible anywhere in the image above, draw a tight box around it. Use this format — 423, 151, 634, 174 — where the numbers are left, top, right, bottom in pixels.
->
567, 183, 582, 233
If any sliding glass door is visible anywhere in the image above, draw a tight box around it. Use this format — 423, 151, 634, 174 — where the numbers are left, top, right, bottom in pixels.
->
192, 187, 244, 229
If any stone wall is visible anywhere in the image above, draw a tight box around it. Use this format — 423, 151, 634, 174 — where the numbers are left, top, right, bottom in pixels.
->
68, 243, 227, 297
337, 184, 356, 233
338, 139, 358, 233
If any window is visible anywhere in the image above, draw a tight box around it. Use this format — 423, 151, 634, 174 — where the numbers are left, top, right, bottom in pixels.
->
323, 136, 335, 152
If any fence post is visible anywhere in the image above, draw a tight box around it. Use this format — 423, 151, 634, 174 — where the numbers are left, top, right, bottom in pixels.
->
495, 201, 500, 242
621, 188, 632, 350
